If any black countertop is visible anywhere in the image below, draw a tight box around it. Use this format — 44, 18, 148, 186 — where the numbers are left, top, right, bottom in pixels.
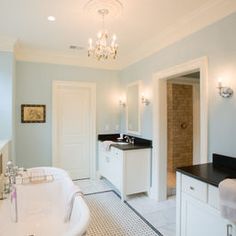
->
110, 143, 152, 151
177, 154, 236, 187
98, 133, 152, 151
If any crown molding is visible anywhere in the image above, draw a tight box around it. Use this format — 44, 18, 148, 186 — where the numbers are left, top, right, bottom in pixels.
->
0, 36, 18, 52
15, 47, 121, 70
119, 0, 236, 69
15, 0, 236, 70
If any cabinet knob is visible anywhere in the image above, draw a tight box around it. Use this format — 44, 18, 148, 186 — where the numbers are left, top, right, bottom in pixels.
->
227, 224, 233, 236
190, 186, 194, 191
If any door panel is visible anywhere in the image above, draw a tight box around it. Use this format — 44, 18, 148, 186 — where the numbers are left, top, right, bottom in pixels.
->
55, 84, 92, 179
181, 193, 228, 236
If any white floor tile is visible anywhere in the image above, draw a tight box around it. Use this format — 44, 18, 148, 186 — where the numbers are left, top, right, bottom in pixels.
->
74, 178, 113, 194
128, 194, 176, 215
163, 207, 176, 224
143, 211, 170, 228
75, 178, 176, 236
159, 224, 176, 236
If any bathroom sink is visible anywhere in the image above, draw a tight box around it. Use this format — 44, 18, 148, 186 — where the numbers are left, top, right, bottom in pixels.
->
115, 142, 129, 145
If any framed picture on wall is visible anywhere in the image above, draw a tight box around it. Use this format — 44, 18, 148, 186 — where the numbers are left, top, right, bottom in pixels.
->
21, 104, 46, 123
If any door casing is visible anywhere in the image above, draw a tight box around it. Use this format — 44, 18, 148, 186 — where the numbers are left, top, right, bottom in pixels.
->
52, 80, 96, 179
151, 57, 208, 202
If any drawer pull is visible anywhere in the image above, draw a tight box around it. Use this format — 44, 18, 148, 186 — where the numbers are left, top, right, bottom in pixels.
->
190, 186, 195, 191
227, 224, 232, 236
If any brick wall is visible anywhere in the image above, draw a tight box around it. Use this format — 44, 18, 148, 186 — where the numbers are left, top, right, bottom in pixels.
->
167, 83, 193, 172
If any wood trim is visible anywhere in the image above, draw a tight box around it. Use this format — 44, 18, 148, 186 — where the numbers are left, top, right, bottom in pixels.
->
193, 84, 200, 165
151, 57, 208, 201
52, 80, 96, 179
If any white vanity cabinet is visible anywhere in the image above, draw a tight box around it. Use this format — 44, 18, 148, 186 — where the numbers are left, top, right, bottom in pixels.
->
98, 142, 151, 200
177, 172, 236, 236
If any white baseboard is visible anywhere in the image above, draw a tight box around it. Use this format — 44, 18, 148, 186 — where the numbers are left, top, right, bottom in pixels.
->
95, 171, 101, 180
148, 187, 158, 201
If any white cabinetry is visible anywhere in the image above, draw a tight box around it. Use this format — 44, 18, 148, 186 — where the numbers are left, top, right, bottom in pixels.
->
98, 142, 150, 200
177, 172, 236, 236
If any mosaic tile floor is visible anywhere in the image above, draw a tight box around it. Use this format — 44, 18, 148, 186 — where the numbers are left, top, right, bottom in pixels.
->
75, 178, 176, 236
85, 191, 161, 236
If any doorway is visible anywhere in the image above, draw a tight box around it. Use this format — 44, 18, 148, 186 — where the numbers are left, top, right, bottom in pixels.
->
151, 57, 208, 201
52, 81, 96, 180
167, 73, 200, 196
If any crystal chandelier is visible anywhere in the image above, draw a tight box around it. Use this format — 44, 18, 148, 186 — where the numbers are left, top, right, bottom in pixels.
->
88, 9, 118, 60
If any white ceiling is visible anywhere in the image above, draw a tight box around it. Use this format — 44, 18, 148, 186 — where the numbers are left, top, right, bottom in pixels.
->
0, 0, 236, 70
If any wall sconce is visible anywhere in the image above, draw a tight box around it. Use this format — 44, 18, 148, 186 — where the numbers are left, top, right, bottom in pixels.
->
218, 79, 234, 98
141, 95, 150, 106
119, 98, 126, 107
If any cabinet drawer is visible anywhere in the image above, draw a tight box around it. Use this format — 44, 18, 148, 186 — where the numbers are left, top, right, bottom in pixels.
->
208, 185, 220, 210
182, 174, 207, 202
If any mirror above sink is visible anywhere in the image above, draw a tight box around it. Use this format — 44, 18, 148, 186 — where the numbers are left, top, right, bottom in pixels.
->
126, 81, 141, 135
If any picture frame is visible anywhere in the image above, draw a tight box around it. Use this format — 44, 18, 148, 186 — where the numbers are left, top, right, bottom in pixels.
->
21, 104, 46, 123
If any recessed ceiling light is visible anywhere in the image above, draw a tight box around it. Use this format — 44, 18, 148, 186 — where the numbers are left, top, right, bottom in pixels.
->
47, 16, 56, 22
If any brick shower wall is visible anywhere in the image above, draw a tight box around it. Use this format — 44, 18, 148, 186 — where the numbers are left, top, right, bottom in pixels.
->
167, 83, 193, 172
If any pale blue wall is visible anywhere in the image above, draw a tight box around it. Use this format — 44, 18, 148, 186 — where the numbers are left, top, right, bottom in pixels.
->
16, 62, 121, 167
0, 52, 15, 141
15, 12, 236, 167
120, 12, 236, 160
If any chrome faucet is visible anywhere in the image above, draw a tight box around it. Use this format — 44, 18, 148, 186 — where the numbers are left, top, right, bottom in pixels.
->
131, 137, 135, 144
124, 135, 131, 143
5, 161, 16, 190
1, 161, 19, 200
124, 136, 135, 144
4, 161, 20, 194
3, 161, 18, 222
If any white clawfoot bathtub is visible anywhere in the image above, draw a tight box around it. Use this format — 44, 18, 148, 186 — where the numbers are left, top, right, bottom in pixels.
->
0, 167, 90, 236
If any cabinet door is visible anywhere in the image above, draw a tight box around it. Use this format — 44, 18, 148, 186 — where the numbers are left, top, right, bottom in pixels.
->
181, 193, 231, 236
98, 143, 111, 179
98, 143, 105, 175
125, 149, 150, 195
109, 147, 122, 191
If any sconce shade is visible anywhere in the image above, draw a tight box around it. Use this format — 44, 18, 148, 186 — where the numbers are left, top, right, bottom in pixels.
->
218, 82, 233, 98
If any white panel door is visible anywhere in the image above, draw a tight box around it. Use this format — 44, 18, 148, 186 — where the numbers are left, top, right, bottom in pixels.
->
55, 84, 92, 179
